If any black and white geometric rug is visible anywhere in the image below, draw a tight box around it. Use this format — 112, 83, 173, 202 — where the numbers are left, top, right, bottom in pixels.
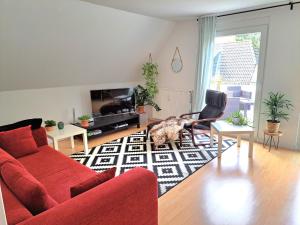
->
70, 130, 235, 197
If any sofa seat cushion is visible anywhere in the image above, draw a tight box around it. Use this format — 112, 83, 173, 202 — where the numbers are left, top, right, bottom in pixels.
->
18, 145, 96, 203
1, 163, 58, 215
0, 179, 33, 225
0, 126, 38, 158
71, 167, 116, 197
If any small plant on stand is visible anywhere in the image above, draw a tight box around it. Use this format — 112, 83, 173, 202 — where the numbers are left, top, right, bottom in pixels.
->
44, 120, 56, 131
78, 114, 91, 128
263, 92, 293, 133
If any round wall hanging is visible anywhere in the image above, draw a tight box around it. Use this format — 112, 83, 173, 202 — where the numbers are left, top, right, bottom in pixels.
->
171, 47, 183, 73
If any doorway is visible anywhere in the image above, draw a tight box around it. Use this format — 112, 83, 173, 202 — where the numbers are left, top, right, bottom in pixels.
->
211, 26, 267, 131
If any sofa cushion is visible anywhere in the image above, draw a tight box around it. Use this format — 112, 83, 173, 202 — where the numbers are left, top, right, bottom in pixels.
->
0, 118, 42, 132
18, 145, 96, 203
0, 179, 33, 225
70, 167, 116, 197
31, 127, 48, 147
0, 147, 24, 168
0, 126, 38, 158
1, 163, 58, 215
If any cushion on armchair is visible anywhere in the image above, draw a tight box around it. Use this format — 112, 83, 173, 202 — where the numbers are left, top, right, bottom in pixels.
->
0, 126, 38, 158
197, 90, 227, 127
1, 163, 58, 215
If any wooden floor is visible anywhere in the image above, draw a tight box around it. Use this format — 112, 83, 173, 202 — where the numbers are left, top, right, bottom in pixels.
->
58, 126, 300, 225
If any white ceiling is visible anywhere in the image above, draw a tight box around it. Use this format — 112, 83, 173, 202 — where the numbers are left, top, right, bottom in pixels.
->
83, 0, 286, 20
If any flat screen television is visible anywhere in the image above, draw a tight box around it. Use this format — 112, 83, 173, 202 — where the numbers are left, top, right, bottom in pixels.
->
90, 88, 135, 116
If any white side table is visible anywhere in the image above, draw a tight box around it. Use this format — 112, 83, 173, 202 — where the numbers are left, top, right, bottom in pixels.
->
210, 120, 254, 158
46, 124, 89, 154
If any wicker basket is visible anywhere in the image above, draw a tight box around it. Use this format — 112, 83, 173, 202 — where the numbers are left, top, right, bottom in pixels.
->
267, 120, 280, 133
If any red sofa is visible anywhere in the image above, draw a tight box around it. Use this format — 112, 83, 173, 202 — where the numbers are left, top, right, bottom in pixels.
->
1, 127, 158, 225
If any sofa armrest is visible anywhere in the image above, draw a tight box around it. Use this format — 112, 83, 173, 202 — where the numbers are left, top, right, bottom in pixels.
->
18, 167, 158, 225
32, 128, 48, 147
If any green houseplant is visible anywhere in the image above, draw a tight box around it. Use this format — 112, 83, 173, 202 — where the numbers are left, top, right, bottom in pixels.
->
78, 114, 91, 127
226, 111, 248, 126
263, 92, 293, 133
44, 120, 56, 131
142, 62, 159, 99
134, 85, 161, 113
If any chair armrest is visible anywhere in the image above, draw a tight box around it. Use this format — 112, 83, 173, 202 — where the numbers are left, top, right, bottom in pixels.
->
191, 112, 224, 129
32, 128, 48, 147
165, 116, 176, 120
191, 118, 217, 128
180, 111, 202, 119
241, 90, 252, 99
18, 167, 158, 225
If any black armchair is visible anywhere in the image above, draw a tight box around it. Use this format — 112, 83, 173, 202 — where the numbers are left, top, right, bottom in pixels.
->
180, 89, 227, 146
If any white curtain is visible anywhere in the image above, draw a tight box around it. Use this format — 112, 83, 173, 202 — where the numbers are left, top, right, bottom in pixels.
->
193, 16, 217, 111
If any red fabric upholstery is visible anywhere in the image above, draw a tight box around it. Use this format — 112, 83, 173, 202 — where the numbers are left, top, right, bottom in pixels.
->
1, 125, 158, 225
1, 163, 58, 215
0, 179, 33, 225
0, 126, 38, 158
31, 127, 48, 147
18, 145, 96, 203
71, 167, 116, 197
0, 147, 24, 168
18, 167, 158, 225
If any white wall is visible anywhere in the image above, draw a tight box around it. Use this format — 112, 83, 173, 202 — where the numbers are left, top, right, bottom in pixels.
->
153, 20, 199, 119
0, 0, 174, 91
0, 0, 175, 125
0, 82, 139, 125
155, 7, 300, 150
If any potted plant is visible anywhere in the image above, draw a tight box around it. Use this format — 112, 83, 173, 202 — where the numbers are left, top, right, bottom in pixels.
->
134, 85, 161, 114
226, 111, 248, 126
263, 92, 293, 133
142, 62, 159, 100
78, 114, 91, 127
44, 120, 56, 131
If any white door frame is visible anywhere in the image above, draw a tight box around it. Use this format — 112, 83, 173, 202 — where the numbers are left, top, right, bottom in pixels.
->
216, 24, 269, 140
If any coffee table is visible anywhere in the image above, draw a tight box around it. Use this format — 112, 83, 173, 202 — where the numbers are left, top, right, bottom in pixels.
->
210, 120, 254, 158
46, 124, 89, 154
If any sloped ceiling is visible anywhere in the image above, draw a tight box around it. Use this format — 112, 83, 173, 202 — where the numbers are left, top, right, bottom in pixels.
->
83, 0, 285, 20
0, 0, 174, 91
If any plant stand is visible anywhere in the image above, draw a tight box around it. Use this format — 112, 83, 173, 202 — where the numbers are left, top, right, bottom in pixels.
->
263, 130, 283, 151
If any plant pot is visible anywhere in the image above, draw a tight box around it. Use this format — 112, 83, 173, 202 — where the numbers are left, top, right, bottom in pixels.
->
57, 121, 64, 130
45, 126, 55, 132
136, 106, 145, 114
267, 120, 280, 133
232, 117, 240, 125
80, 120, 89, 127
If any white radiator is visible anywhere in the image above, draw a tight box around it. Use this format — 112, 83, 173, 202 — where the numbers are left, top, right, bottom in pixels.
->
153, 88, 193, 119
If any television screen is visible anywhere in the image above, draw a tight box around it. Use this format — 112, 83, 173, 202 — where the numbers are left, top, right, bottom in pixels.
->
90, 88, 135, 116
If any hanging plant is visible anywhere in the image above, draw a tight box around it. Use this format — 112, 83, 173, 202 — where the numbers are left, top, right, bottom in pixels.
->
142, 61, 159, 100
